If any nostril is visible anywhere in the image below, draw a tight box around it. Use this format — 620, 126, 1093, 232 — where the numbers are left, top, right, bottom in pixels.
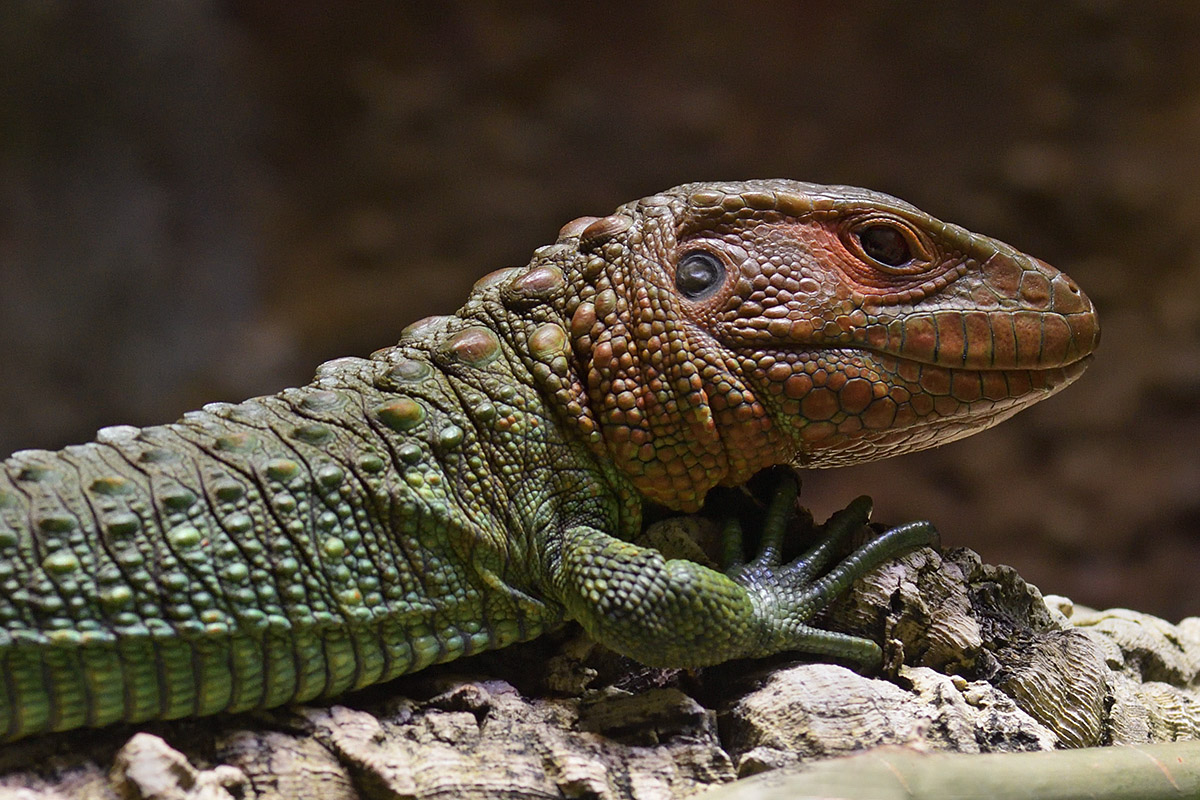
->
1049, 273, 1092, 314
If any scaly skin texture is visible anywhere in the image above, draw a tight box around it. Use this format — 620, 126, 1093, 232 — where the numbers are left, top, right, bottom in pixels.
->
0, 180, 1099, 740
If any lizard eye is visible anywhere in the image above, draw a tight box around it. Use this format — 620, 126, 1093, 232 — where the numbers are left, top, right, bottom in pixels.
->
857, 224, 913, 268
844, 218, 935, 279
675, 250, 726, 300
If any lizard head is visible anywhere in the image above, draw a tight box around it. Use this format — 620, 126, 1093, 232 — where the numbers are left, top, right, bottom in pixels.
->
554, 180, 1099, 511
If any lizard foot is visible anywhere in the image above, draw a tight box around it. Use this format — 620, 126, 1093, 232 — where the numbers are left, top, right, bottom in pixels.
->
722, 469, 939, 670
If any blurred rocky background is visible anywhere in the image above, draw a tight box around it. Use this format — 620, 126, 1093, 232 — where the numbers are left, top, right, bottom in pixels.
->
0, 1, 1196, 619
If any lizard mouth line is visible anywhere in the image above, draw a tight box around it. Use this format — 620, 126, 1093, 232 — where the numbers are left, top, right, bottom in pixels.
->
846, 347, 1095, 381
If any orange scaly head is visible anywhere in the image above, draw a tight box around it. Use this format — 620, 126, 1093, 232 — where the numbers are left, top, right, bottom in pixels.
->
554, 180, 1099, 511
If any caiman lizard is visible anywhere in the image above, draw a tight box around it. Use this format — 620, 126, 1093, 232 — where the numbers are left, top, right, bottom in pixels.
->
0, 180, 1099, 740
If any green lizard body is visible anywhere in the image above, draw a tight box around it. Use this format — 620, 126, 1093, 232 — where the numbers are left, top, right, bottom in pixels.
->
0, 180, 1098, 740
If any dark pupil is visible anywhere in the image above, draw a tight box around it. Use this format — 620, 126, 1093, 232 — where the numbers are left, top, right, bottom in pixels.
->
675, 251, 725, 299
858, 225, 911, 267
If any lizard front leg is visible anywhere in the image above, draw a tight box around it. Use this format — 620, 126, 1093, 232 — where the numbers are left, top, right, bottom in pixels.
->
548, 475, 938, 670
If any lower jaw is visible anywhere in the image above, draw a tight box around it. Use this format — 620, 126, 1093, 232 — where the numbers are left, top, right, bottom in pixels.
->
785, 354, 1095, 468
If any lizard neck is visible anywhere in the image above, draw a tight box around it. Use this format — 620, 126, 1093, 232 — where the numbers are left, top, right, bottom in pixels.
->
485, 227, 793, 513
462, 221, 799, 514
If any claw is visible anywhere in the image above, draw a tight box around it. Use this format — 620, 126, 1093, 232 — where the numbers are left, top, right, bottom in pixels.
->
785, 494, 873, 585
787, 519, 939, 613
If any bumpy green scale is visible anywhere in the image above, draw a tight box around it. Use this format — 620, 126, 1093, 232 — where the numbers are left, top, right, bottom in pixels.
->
0, 180, 1099, 740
